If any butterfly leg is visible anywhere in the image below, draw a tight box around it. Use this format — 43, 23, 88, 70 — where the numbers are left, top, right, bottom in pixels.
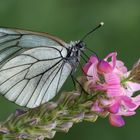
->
70, 74, 76, 89
70, 73, 88, 94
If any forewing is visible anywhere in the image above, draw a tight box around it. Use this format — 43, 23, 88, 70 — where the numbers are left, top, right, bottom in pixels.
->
0, 28, 71, 108
0, 27, 67, 68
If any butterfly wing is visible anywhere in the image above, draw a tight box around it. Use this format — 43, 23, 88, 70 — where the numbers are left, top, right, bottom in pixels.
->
0, 28, 72, 108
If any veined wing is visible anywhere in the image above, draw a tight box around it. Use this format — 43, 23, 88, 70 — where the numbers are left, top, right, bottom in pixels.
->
0, 27, 67, 67
0, 28, 72, 108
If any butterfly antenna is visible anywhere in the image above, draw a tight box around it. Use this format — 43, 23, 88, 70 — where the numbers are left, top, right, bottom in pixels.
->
80, 22, 104, 41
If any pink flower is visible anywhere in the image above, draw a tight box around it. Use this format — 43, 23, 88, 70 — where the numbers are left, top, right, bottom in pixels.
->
109, 114, 125, 127
83, 52, 140, 127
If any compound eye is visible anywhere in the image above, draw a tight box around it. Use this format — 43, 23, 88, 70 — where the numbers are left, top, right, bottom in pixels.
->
77, 41, 85, 49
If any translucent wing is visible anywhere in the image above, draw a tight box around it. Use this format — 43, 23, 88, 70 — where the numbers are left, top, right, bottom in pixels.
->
0, 28, 72, 108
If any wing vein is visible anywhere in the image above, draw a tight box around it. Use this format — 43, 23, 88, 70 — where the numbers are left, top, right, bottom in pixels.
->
33, 61, 62, 106
0, 36, 21, 46
40, 62, 64, 104
55, 62, 65, 94
25, 75, 42, 107
25, 59, 63, 80
15, 80, 29, 102
0, 67, 29, 86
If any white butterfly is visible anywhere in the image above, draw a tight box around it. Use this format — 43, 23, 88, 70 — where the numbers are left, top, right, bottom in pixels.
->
0, 23, 103, 108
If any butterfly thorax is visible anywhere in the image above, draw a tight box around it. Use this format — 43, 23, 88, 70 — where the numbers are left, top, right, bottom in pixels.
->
65, 40, 85, 73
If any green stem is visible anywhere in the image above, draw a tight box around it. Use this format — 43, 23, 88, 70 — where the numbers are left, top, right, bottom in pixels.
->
0, 90, 98, 140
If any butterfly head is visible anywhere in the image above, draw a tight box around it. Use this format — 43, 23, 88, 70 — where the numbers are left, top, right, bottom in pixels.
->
70, 40, 85, 50
75, 41, 86, 51
67, 40, 85, 57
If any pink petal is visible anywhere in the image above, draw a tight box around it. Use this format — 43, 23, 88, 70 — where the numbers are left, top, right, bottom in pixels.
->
108, 102, 120, 113
104, 52, 117, 69
95, 84, 107, 90
83, 55, 98, 74
109, 114, 125, 127
121, 96, 136, 109
87, 63, 99, 83
107, 85, 122, 97
89, 55, 99, 63
116, 60, 128, 73
118, 111, 136, 116
104, 73, 122, 97
100, 98, 113, 106
105, 73, 120, 85
133, 94, 140, 104
126, 82, 140, 94
83, 62, 92, 73
97, 60, 113, 73
116, 60, 125, 67
132, 94, 140, 109
91, 101, 104, 113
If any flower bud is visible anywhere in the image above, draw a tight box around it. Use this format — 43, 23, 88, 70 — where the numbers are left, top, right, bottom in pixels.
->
97, 60, 113, 73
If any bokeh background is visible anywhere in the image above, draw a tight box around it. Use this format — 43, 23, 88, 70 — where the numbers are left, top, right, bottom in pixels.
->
0, 0, 140, 140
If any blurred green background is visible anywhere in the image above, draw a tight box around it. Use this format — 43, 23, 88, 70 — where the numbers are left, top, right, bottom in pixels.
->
0, 0, 140, 140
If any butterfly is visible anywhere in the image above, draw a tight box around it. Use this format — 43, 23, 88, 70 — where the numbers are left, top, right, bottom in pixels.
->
0, 22, 104, 108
